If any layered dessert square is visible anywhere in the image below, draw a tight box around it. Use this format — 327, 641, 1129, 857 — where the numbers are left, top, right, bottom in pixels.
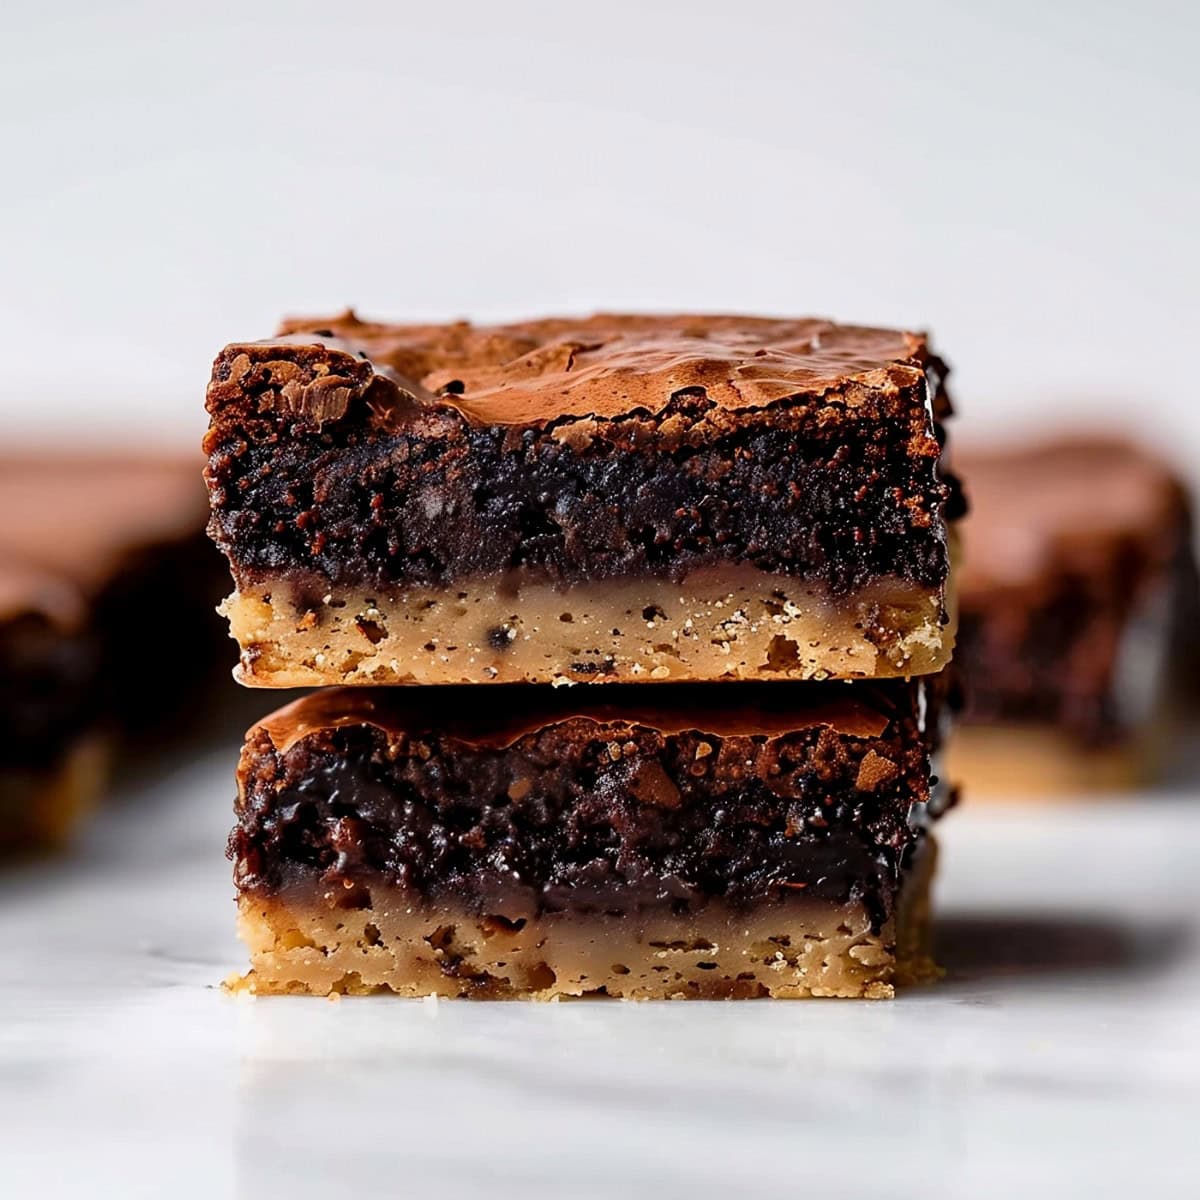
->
950, 436, 1199, 794
229, 680, 946, 999
205, 312, 958, 687
0, 559, 105, 851
0, 454, 226, 738
0, 454, 228, 849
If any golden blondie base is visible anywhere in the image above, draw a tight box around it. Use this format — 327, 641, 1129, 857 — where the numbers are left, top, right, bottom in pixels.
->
224, 568, 954, 687
230, 839, 937, 1001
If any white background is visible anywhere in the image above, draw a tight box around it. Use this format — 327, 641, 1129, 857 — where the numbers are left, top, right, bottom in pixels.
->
1, 1, 1198, 482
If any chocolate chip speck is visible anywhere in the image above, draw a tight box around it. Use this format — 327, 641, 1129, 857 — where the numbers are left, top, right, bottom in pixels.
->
487, 625, 516, 650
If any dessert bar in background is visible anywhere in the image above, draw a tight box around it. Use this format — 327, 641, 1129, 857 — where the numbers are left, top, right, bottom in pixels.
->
950, 436, 1200, 795
205, 312, 959, 688
230, 682, 947, 999
0, 454, 225, 738
0, 454, 225, 851
0, 559, 104, 851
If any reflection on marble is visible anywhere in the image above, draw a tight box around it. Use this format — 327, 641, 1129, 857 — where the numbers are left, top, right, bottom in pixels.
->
1, 743, 1198, 1199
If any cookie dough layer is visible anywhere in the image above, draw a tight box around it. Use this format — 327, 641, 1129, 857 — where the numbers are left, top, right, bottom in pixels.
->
231, 837, 936, 1000
224, 568, 954, 687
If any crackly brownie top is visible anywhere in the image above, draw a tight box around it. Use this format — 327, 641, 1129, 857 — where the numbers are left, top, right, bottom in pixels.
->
208, 309, 947, 433
273, 310, 942, 425
233, 681, 938, 924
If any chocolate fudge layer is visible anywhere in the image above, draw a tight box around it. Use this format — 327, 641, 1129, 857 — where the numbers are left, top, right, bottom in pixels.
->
0, 560, 106, 850
205, 311, 959, 687
951, 436, 1199, 794
231, 681, 945, 998
0, 454, 226, 737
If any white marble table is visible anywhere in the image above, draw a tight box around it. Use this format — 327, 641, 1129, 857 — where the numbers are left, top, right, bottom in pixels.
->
2, 741, 1198, 1199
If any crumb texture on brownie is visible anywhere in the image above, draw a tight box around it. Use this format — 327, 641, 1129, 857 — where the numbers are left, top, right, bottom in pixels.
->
230, 683, 938, 942
204, 311, 954, 613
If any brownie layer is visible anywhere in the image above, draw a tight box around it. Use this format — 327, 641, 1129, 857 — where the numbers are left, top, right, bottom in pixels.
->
232, 681, 941, 933
957, 436, 1198, 746
231, 836, 936, 999
205, 312, 955, 605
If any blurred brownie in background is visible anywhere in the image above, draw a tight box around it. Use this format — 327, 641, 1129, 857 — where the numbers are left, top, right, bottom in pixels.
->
0, 454, 226, 738
0, 455, 226, 850
950, 436, 1199, 796
0, 559, 104, 850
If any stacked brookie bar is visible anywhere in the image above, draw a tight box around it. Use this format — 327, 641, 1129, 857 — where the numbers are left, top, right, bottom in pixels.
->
205, 312, 961, 999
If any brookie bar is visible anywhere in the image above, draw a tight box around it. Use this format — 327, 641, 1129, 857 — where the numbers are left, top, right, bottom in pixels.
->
0, 559, 104, 851
230, 680, 945, 999
205, 312, 958, 687
0, 454, 225, 739
0, 454, 228, 850
950, 435, 1200, 794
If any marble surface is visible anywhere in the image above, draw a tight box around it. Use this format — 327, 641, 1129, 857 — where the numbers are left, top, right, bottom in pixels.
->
2, 741, 1198, 1199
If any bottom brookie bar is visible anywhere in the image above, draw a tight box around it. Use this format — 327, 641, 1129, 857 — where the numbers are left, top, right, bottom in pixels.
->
229, 681, 946, 999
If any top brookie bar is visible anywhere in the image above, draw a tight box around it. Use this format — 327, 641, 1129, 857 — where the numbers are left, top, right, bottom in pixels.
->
205, 312, 958, 687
